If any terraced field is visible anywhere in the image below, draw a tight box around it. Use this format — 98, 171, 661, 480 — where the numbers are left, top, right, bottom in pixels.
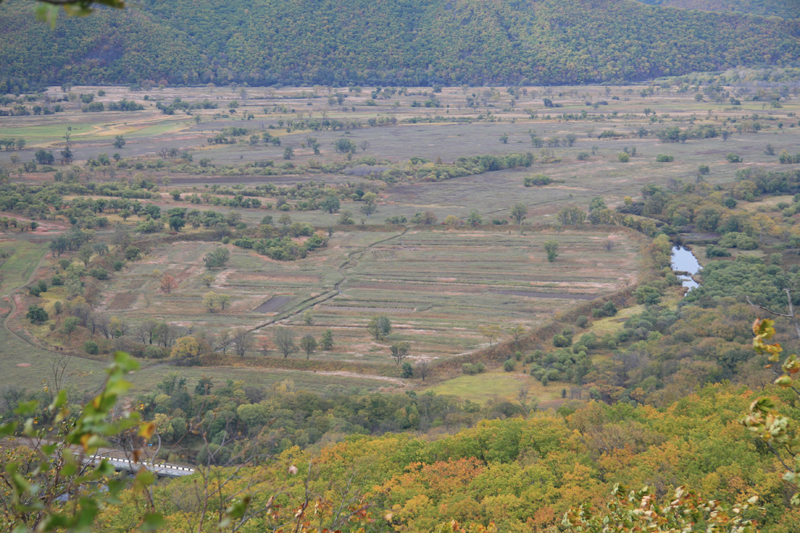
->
89, 227, 642, 370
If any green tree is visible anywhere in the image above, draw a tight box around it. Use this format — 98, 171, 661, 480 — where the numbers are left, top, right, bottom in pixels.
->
26, 304, 48, 324
321, 195, 340, 213
274, 328, 297, 358
113, 135, 125, 149
168, 216, 186, 232
76, 244, 93, 267
544, 240, 559, 262
557, 206, 586, 226
321, 329, 334, 350
510, 203, 528, 224
467, 210, 482, 227
299, 334, 317, 359
390, 341, 410, 365
34, 149, 55, 165
62, 316, 80, 339
337, 210, 355, 225
203, 247, 230, 268
367, 315, 391, 340
202, 291, 219, 312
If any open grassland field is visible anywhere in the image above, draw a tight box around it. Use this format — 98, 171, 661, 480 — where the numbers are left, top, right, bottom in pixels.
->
2, 82, 800, 227
2, 77, 796, 401
423, 370, 566, 406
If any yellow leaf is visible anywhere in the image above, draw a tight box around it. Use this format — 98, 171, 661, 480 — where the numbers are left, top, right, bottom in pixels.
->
138, 422, 156, 440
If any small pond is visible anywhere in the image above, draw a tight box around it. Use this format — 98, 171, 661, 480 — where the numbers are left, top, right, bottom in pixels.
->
671, 246, 701, 290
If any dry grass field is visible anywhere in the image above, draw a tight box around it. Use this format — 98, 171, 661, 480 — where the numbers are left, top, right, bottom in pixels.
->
2, 76, 798, 401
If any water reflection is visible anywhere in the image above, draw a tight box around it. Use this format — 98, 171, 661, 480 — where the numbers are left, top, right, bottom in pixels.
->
671, 246, 701, 290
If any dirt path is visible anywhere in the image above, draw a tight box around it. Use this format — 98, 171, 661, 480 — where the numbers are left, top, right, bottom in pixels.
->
2, 245, 50, 350
244, 227, 409, 336
213, 365, 407, 386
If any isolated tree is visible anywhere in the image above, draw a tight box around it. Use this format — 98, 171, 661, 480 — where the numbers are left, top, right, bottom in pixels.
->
467, 210, 483, 227
201, 274, 215, 287
321, 329, 334, 351
203, 247, 230, 268
510, 203, 528, 225
544, 240, 559, 262
160, 274, 178, 293
478, 324, 502, 346
113, 135, 125, 149
416, 360, 430, 382
217, 294, 231, 310
367, 315, 391, 340
321, 195, 340, 213
62, 316, 80, 339
202, 291, 219, 312
233, 329, 252, 356
359, 140, 369, 152
300, 334, 317, 359
509, 324, 526, 347
303, 310, 314, 325
337, 210, 355, 225
26, 305, 48, 324
390, 341, 410, 366
60, 146, 73, 164
274, 328, 297, 358
171, 336, 201, 358
360, 192, 378, 218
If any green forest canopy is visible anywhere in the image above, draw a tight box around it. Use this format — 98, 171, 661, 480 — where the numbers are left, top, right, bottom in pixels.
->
0, 0, 799, 88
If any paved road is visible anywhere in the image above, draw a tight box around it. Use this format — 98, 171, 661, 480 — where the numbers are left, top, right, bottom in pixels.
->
86, 455, 195, 478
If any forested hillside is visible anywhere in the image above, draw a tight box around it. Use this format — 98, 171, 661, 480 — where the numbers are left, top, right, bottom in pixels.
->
636, 0, 800, 19
0, 0, 799, 88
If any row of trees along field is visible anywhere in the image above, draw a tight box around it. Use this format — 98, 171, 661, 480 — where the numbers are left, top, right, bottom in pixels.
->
1, 0, 799, 87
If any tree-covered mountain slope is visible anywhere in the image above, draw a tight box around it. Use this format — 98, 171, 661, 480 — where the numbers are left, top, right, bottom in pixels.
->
636, 0, 800, 19
1, 0, 799, 87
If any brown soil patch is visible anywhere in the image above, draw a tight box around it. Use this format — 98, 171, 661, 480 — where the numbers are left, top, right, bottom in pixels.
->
492, 290, 596, 300
107, 292, 139, 311
229, 273, 320, 284
254, 296, 293, 313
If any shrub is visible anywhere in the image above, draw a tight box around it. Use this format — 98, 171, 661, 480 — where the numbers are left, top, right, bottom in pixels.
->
112, 261, 124, 271
84, 340, 99, 355
576, 152, 590, 161
462, 363, 485, 375
89, 268, 109, 280
523, 174, 552, 187
503, 359, 517, 372
51, 275, 63, 286
618, 153, 630, 163
29, 286, 41, 297
143, 345, 168, 359
656, 154, 674, 162
726, 153, 742, 163
706, 245, 731, 257
401, 362, 413, 378
698, 164, 710, 174
553, 334, 571, 347
576, 316, 589, 328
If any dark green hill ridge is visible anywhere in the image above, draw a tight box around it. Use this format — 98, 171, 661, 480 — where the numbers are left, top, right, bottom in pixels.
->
1, 0, 799, 87
635, 0, 800, 19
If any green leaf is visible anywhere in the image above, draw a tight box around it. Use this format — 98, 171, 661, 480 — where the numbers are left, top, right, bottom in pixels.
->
133, 469, 156, 491
14, 400, 39, 416
139, 513, 165, 532
0, 421, 17, 437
